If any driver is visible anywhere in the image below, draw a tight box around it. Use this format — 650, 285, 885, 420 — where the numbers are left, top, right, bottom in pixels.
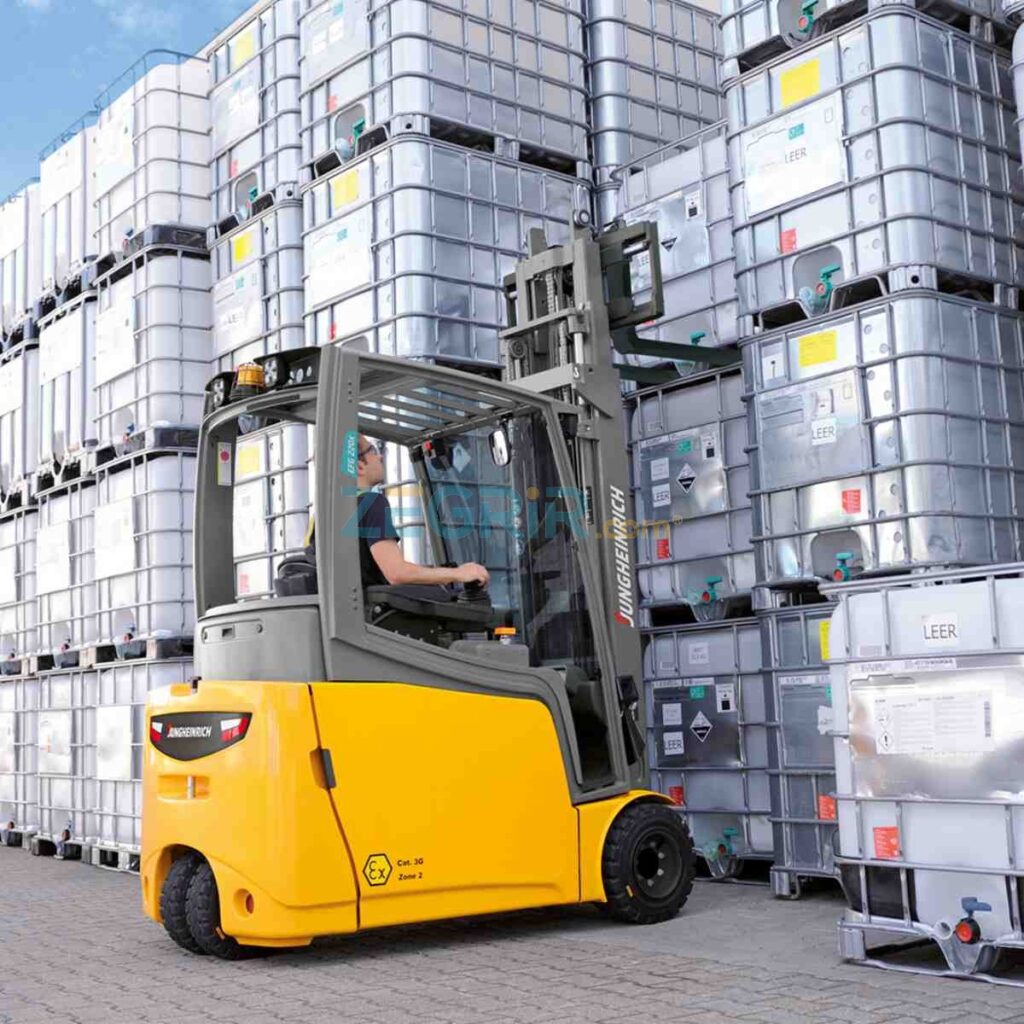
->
355, 436, 490, 590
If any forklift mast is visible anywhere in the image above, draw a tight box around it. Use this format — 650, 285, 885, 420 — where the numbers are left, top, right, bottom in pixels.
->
500, 222, 667, 754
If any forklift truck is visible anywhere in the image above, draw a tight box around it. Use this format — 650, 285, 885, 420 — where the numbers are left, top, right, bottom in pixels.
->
142, 224, 725, 958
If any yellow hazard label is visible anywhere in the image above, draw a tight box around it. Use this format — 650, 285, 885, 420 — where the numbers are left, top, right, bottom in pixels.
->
780, 58, 821, 108
798, 329, 837, 368
232, 229, 255, 266
819, 620, 831, 662
331, 169, 360, 209
231, 25, 258, 67
235, 440, 264, 480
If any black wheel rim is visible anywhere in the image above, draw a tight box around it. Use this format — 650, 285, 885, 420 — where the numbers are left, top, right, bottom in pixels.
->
630, 825, 684, 901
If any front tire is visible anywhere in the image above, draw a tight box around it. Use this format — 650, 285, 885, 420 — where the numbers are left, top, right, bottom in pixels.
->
601, 802, 695, 924
160, 853, 206, 954
185, 860, 267, 960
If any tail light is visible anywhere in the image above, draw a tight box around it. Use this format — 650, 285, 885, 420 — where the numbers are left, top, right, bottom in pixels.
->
149, 712, 252, 761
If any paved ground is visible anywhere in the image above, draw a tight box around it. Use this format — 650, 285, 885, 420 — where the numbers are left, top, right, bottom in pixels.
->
2, 849, 1023, 1024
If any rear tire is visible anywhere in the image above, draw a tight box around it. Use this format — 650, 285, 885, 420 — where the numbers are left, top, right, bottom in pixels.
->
601, 802, 695, 924
160, 853, 206, 954
185, 860, 268, 960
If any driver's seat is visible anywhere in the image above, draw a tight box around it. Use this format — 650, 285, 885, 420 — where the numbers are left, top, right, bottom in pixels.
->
364, 584, 499, 645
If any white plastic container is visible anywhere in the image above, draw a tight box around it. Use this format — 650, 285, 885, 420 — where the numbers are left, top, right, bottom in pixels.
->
0, 510, 38, 671
39, 118, 98, 297
37, 292, 96, 469
93, 657, 192, 850
0, 674, 39, 833
93, 249, 212, 448
36, 667, 96, 843
36, 481, 98, 659
0, 344, 39, 502
208, 1, 302, 228
0, 182, 42, 338
211, 199, 305, 371
93, 54, 210, 259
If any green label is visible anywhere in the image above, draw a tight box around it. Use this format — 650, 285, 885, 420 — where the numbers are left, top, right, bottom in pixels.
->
825, 685, 832, 702
688, 685, 706, 699
676, 439, 693, 454
341, 430, 359, 476
789, 123, 805, 140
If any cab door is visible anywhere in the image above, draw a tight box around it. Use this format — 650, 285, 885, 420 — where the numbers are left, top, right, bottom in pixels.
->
311, 680, 580, 929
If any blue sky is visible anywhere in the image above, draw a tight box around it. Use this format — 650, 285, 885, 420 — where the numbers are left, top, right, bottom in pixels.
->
0, 0, 255, 198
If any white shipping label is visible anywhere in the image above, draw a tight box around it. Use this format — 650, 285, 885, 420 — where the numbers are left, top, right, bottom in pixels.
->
742, 92, 845, 218
38, 308, 83, 384
0, 547, 17, 605
684, 190, 701, 219
94, 298, 135, 386
213, 270, 263, 353
851, 658, 958, 678
761, 341, 786, 382
688, 641, 710, 666
920, 612, 960, 647
662, 702, 683, 726
35, 523, 71, 595
651, 482, 672, 508
651, 677, 682, 690
94, 104, 135, 199
95, 705, 133, 781
662, 731, 685, 756
817, 705, 834, 735
873, 689, 994, 757
93, 498, 135, 579
0, 361, 21, 416
0, 711, 14, 773
233, 480, 267, 557
716, 683, 736, 713
305, 208, 372, 309
700, 431, 717, 459
649, 457, 670, 482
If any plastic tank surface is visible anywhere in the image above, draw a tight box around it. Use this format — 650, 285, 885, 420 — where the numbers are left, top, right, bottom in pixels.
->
629, 367, 754, 613
35, 481, 98, 659
94, 452, 195, 649
93, 249, 212, 449
615, 121, 737, 357
302, 134, 590, 365
211, 197, 305, 372
586, 0, 722, 224
0, 345, 39, 502
37, 293, 97, 470
727, 10, 1023, 330
644, 617, 772, 874
93, 55, 210, 259
39, 121, 98, 298
36, 668, 96, 844
757, 596, 838, 895
0, 183, 42, 339
299, 0, 589, 169
0, 674, 40, 834
209, 1, 302, 229
743, 291, 1024, 586
0, 511, 38, 671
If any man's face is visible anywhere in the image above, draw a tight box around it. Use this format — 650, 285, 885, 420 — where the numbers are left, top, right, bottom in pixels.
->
358, 437, 385, 486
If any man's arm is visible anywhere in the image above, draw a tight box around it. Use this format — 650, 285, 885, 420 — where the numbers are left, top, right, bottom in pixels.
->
370, 540, 489, 586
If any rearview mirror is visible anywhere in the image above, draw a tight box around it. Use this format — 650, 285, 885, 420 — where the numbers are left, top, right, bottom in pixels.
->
489, 426, 510, 467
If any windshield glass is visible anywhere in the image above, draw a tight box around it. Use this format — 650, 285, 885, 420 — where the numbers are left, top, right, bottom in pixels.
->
418, 411, 598, 676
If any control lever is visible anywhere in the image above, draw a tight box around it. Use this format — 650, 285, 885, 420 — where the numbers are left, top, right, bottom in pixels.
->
458, 579, 491, 604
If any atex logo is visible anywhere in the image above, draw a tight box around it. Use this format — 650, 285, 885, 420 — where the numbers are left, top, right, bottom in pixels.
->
363, 853, 393, 887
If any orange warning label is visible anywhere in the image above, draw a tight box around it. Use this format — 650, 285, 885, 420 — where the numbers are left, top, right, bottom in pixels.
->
841, 489, 861, 514
873, 826, 900, 860
668, 785, 684, 806
780, 228, 798, 253
817, 794, 837, 821
656, 537, 671, 561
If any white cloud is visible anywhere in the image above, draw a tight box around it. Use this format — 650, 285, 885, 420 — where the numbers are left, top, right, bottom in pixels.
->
17, 0, 53, 10
92, 0, 182, 34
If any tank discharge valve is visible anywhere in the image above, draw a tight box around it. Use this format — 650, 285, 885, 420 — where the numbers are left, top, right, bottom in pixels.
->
832, 552, 855, 582
797, 0, 818, 35
954, 898, 992, 945
799, 263, 841, 317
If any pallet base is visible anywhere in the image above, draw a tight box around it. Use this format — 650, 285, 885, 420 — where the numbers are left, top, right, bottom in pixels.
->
839, 919, 1024, 986
29, 833, 85, 861
90, 845, 140, 874
80, 636, 194, 669
771, 866, 843, 899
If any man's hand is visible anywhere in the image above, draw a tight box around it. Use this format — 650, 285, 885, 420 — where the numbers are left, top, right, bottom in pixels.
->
454, 562, 490, 585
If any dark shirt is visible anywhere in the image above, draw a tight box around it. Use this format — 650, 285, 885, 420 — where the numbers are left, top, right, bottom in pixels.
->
358, 490, 400, 588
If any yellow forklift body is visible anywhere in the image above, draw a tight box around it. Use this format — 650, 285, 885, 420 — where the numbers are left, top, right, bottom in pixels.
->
142, 678, 667, 944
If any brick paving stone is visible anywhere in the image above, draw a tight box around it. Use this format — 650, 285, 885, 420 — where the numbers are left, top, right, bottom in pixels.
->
4, 848, 1024, 1024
